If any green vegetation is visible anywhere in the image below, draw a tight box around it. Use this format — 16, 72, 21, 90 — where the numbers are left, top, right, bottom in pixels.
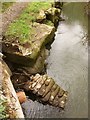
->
5, 2, 51, 44
0, 93, 8, 119
2, 2, 14, 12
43, 20, 54, 26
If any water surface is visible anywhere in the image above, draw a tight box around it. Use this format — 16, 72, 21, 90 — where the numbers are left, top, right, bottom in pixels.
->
46, 2, 88, 118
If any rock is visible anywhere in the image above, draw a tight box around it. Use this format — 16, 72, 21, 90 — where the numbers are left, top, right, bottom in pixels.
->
0, 55, 12, 77
10, 47, 49, 75
36, 7, 62, 26
21, 47, 48, 74
2, 22, 55, 66
45, 8, 61, 26
36, 10, 46, 23
53, 1, 63, 9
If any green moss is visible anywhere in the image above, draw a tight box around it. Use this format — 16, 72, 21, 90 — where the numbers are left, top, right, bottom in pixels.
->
5, 2, 51, 44
2, 2, 14, 12
0, 94, 8, 119
43, 20, 54, 26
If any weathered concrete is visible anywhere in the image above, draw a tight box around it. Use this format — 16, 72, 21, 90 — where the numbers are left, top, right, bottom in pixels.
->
0, 57, 24, 118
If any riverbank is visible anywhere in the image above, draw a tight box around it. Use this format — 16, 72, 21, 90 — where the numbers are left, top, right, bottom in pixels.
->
2, 2, 63, 74
1, 2, 68, 119
21, 2, 88, 118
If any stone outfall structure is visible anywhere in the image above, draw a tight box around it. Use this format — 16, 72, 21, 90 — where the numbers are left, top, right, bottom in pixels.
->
11, 73, 68, 108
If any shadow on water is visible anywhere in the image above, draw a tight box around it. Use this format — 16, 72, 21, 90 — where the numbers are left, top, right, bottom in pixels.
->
22, 2, 88, 118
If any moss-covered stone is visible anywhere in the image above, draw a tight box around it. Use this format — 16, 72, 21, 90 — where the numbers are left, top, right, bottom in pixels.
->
45, 8, 61, 26
21, 47, 49, 74
36, 7, 61, 26
36, 10, 46, 23
2, 23, 55, 66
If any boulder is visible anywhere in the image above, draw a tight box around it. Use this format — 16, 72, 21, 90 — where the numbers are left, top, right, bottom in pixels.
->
36, 7, 61, 26
53, 1, 63, 9
36, 10, 46, 23
45, 8, 61, 26
21, 47, 49, 74
2, 22, 55, 66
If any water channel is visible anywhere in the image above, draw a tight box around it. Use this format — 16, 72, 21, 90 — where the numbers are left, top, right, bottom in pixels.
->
22, 2, 88, 118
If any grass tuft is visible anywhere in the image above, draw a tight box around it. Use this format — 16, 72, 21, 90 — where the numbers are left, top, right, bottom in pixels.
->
5, 2, 51, 44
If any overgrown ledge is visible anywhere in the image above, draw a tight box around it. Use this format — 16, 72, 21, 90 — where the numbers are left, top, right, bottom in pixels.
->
2, 2, 62, 74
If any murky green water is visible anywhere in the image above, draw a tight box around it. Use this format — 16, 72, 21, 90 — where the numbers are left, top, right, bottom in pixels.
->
22, 2, 88, 118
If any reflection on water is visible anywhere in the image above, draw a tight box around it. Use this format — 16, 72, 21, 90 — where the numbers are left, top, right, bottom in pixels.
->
47, 2, 88, 118
22, 2, 88, 118
62, 2, 88, 32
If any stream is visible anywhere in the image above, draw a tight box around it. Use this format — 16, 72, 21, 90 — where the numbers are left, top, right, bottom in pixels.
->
22, 2, 88, 118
